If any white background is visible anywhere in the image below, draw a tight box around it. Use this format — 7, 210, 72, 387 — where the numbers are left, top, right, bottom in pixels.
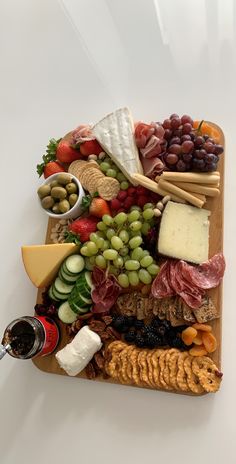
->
0, 1, 236, 463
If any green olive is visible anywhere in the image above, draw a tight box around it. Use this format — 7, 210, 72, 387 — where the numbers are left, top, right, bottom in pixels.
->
51, 186, 67, 200
59, 199, 70, 213
56, 173, 73, 185
69, 193, 78, 207
52, 203, 61, 214
50, 180, 60, 188
37, 184, 51, 199
66, 182, 77, 194
41, 196, 55, 209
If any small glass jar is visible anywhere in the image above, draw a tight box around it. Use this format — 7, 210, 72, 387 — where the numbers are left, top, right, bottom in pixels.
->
1, 316, 59, 359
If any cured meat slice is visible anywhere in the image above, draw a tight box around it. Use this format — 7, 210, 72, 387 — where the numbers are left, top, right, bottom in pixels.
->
179, 290, 203, 309
141, 154, 164, 178
140, 134, 163, 158
180, 253, 225, 290
91, 267, 121, 313
151, 261, 175, 298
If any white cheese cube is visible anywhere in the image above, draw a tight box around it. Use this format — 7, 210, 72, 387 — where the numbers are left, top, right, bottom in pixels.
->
55, 326, 102, 376
158, 201, 210, 264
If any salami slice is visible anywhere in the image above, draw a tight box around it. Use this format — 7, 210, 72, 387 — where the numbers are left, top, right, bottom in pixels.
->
180, 253, 225, 290
151, 261, 175, 298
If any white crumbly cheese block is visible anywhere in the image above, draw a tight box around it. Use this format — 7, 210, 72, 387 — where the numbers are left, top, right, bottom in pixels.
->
158, 201, 210, 264
55, 326, 102, 376
92, 107, 143, 184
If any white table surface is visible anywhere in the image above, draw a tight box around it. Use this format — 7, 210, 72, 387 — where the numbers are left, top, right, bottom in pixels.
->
0, 1, 236, 463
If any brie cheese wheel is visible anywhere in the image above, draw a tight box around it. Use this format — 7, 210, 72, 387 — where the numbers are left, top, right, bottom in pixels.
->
92, 107, 143, 184
55, 326, 102, 376
158, 201, 211, 264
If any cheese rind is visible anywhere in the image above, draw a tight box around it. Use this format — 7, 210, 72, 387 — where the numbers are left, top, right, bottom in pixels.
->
21, 243, 78, 288
55, 326, 102, 376
92, 107, 143, 184
158, 201, 210, 264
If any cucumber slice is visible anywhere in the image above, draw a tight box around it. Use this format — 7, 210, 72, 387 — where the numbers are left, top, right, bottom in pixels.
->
52, 286, 68, 301
65, 255, 85, 274
58, 301, 77, 323
48, 285, 60, 301
69, 290, 92, 308
59, 268, 78, 284
62, 262, 77, 277
74, 283, 91, 299
84, 271, 93, 289
70, 301, 91, 314
54, 278, 74, 295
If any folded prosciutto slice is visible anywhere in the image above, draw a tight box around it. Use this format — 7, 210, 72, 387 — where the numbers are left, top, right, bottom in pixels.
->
141, 154, 165, 179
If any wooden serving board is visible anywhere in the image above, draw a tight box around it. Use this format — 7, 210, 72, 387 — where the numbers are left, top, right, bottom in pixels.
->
33, 122, 225, 395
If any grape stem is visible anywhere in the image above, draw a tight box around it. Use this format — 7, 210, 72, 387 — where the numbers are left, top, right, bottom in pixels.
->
197, 120, 204, 134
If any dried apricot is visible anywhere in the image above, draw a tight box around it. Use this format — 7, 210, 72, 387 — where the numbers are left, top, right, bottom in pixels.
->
192, 332, 203, 345
189, 345, 208, 357
202, 332, 217, 353
192, 323, 212, 332
181, 327, 198, 346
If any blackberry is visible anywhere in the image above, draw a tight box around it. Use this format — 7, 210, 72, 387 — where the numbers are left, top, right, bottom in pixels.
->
170, 336, 184, 349
126, 316, 136, 327
145, 332, 159, 348
145, 324, 155, 333
124, 330, 136, 343
135, 334, 146, 348
151, 318, 161, 329
112, 316, 126, 332
134, 319, 144, 330
162, 320, 171, 330
156, 325, 166, 337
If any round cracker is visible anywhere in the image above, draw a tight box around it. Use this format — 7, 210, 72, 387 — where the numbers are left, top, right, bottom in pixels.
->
183, 356, 204, 394
97, 177, 120, 201
176, 352, 190, 392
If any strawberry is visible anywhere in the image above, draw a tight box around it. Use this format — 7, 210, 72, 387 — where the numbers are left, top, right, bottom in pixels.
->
80, 139, 103, 157
43, 161, 65, 179
89, 197, 111, 218
37, 138, 65, 178
57, 138, 81, 163
67, 216, 99, 243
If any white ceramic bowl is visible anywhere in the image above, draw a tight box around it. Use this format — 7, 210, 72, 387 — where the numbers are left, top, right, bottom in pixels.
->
38, 173, 85, 220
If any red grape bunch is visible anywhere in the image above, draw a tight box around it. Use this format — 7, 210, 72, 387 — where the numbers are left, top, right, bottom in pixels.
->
162, 114, 224, 172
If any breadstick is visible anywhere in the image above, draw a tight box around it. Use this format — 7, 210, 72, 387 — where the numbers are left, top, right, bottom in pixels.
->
132, 173, 186, 203
188, 192, 206, 202
172, 181, 220, 197
162, 171, 220, 184
158, 179, 204, 208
